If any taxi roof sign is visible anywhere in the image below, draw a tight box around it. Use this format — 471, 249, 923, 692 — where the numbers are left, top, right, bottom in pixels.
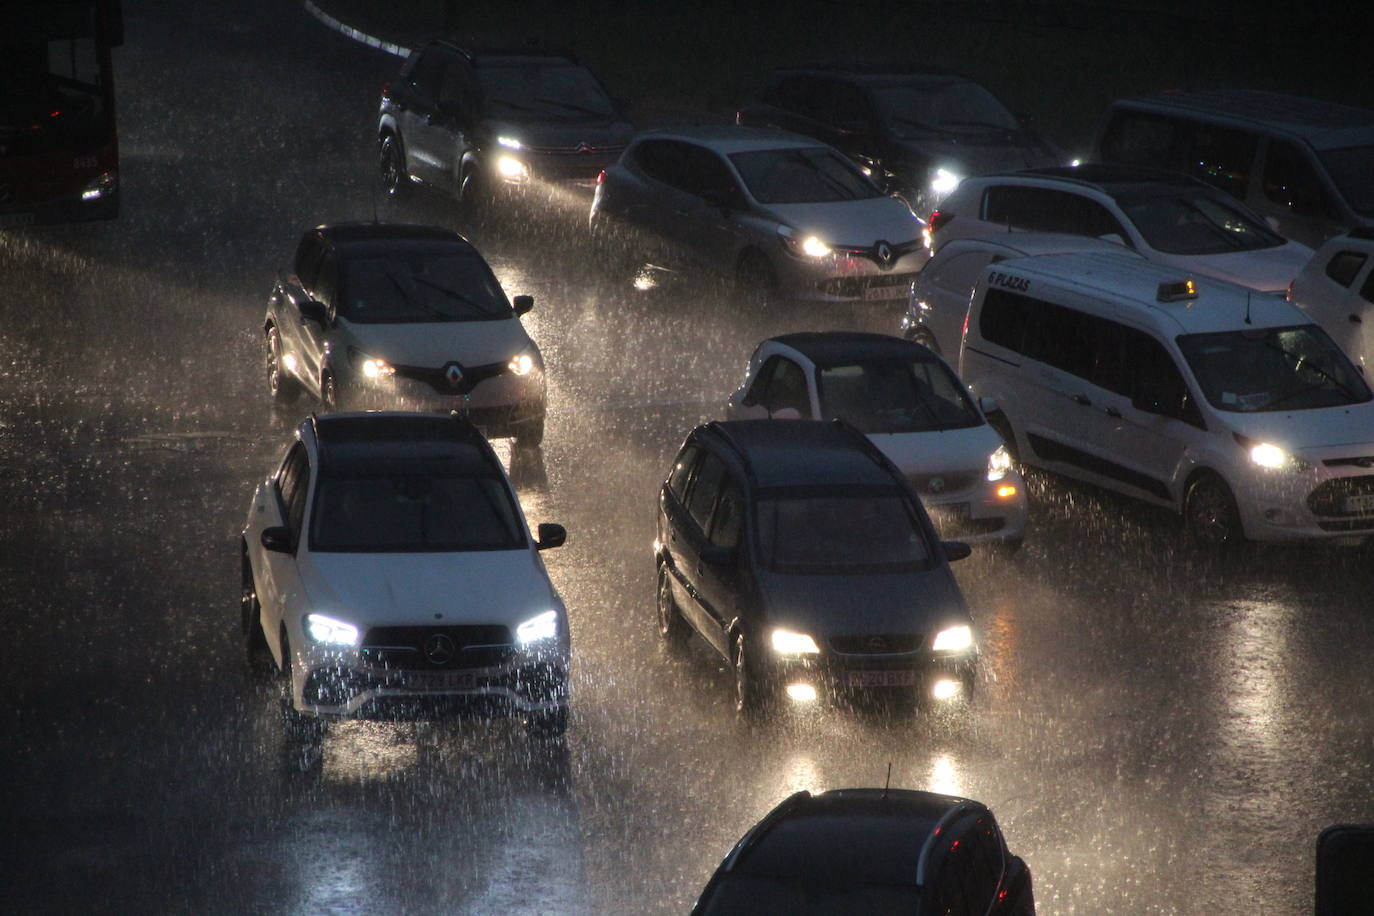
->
1156, 278, 1197, 302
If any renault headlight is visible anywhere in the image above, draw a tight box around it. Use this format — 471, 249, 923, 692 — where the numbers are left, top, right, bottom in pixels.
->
348, 346, 395, 379
987, 444, 1013, 481
771, 628, 821, 655
932, 624, 973, 653
507, 349, 538, 376
517, 610, 559, 645
305, 613, 359, 646
778, 226, 832, 258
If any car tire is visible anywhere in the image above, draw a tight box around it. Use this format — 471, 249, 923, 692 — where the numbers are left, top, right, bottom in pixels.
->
379, 134, 408, 200
656, 565, 690, 647
516, 415, 545, 449
241, 549, 273, 678
459, 162, 487, 213
266, 326, 301, 404
525, 705, 569, 740
908, 326, 941, 355
1184, 471, 1243, 550
735, 251, 780, 310
733, 632, 773, 716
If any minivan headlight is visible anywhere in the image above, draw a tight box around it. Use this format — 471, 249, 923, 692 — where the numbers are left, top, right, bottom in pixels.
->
305, 613, 359, 646
517, 610, 559, 645
987, 444, 1013, 481
771, 629, 821, 655
932, 624, 973, 653
1247, 441, 1309, 472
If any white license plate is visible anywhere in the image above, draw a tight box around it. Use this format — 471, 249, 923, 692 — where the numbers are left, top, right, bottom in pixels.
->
864, 284, 906, 301
0, 212, 35, 228
1342, 493, 1374, 514
400, 670, 477, 691
845, 670, 918, 688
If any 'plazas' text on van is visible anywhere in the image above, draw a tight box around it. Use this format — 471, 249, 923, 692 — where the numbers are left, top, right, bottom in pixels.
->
990, 271, 1030, 292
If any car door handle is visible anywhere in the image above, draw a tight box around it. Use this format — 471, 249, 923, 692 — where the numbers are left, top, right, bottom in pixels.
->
1350, 314, 1363, 324
1071, 394, 1092, 406
1105, 406, 1122, 418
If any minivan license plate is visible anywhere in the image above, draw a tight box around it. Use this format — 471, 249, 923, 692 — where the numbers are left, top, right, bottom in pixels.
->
1342, 494, 1374, 514
845, 670, 917, 688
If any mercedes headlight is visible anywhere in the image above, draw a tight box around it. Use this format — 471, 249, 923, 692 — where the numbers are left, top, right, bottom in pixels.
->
987, 444, 1013, 481
496, 155, 529, 180
305, 613, 359, 646
517, 610, 559, 645
771, 628, 821, 655
932, 624, 973, 653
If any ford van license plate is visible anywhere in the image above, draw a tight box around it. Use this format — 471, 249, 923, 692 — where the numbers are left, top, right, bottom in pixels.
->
403, 670, 477, 691
1342, 494, 1374, 514
845, 670, 918, 688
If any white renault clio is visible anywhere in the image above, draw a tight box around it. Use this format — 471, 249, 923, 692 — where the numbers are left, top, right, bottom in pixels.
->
725, 332, 1027, 550
240, 412, 571, 738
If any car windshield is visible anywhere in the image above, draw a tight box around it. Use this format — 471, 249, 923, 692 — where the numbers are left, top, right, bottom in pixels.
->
1177, 324, 1371, 412
475, 60, 617, 121
338, 249, 512, 323
1317, 144, 1374, 218
755, 487, 930, 573
1117, 191, 1285, 254
818, 358, 982, 433
310, 451, 525, 552
729, 147, 882, 204
870, 78, 1018, 138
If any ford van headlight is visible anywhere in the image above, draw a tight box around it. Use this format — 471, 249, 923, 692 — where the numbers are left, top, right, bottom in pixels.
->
517, 610, 559, 645
305, 613, 359, 646
932, 624, 973, 653
1245, 440, 1309, 472
771, 628, 821, 655
987, 444, 1013, 481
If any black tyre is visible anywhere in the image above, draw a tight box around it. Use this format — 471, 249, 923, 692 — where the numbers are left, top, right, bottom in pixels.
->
320, 371, 338, 411
458, 163, 487, 212
733, 632, 773, 716
525, 706, 569, 740
266, 326, 301, 404
656, 566, 690, 647
590, 214, 638, 282
379, 134, 408, 199
735, 251, 781, 310
1184, 471, 1243, 550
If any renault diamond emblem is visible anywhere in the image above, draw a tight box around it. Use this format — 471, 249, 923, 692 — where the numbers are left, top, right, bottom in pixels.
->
425, 634, 456, 666
875, 240, 894, 269
928, 476, 946, 493
444, 362, 464, 389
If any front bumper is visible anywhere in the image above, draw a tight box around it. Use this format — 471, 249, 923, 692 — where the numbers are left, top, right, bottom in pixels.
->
912, 470, 1028, 546
1233, 460, 1374, 542
775, 247, 926, 305
341, 370, 546, 437
769, 645, 976, 702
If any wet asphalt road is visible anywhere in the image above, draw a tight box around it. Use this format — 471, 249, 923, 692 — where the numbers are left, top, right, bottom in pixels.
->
4, 2, 1374, 913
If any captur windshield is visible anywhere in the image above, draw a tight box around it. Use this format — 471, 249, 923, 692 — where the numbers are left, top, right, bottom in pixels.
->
729, 147, 882, 204
338, 248, 512, 323
871, 78, 1018, 138
310, 456, 525, 552
818, 358, 982, 433
476, 60, 618, 121
1318, 144, 1374, 217
1119, 192, 1285, 254
1177, 325, 1371, 412
756, 487, 931, 573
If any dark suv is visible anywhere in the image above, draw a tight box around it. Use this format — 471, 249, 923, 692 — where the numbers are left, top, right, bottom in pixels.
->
737, 65, 1058, 218
377, 41, 634, 208
655, 419, 977, 714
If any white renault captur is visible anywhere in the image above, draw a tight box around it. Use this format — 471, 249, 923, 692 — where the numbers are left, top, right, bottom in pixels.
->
240, 412, 571, 738
959, 250, 1374, 547
725, 331, 1027, 550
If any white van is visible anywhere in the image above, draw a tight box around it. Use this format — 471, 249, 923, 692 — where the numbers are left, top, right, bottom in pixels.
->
958, 250, 1374, 546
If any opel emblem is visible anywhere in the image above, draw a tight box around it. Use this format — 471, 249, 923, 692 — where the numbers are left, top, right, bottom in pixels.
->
424, 634, 456, 666
928, 476, 946, 493
576, 141, 592, 153
444, 362, 464, 389
864, 636, 889, 653
875, 240, 894, 269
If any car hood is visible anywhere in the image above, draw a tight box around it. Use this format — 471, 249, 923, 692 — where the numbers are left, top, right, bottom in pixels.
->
301, 549, 559, 629
340, 316, 533, 368
483, 118, 633, 149
867, 423, 1002, 476
765, 197, 921, 248
1156, 241, 1315, 294
758, 564, 969, 638
1224, 401, 1374, 452
894, 132, 1058, 177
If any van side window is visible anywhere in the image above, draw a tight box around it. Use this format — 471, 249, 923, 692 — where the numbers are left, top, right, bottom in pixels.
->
1123, 330, 1205, 428
1325, 252, 1368, 288
1189, 125, 1258, 200
1099, 111, 1176, 167
1264, 140, 1339, 220
981, 287, 1094, 377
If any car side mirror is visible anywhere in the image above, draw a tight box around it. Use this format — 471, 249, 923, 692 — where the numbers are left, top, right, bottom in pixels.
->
298, 298, 328, 324
261, 526, 293, 554
770, 406, 803, 420
979, 396, 1000, 415
941, 540, 972, 562
1097, 232, 1126, 246
1265, 215, 1282, 233
536, 522, 566, 550
513, 294, 534, 315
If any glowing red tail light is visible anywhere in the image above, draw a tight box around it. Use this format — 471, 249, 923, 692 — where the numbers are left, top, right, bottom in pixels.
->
929, 209, 953, 234
1286, 280, 1294, 301
596, 170, 606, 185
381, 81, 391, 100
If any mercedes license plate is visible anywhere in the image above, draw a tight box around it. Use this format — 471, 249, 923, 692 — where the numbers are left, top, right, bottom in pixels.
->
845, 670, 918, 688
402, 670, 477, 691
0, 212, 35, 228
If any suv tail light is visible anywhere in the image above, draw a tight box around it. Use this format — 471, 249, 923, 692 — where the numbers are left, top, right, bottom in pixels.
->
381, 81, 391, 101
596, 170, 606, 186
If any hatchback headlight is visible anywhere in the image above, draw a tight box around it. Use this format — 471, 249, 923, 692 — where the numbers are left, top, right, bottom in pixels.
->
778, 226, 832, 259
497, 155, 529, 181
517, 610, 559, 645
305, 613, 359, 646
987, 444, 1013, 481
771, 628, 821, 655
932, 624, 973, 653
508, 349, 538, 376
348, 346, 395, 379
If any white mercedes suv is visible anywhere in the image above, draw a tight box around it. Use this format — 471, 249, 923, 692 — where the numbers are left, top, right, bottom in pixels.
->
240, 412, 571, 739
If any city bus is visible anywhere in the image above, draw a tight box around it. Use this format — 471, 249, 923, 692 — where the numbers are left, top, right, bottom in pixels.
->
1, 0, 123, 227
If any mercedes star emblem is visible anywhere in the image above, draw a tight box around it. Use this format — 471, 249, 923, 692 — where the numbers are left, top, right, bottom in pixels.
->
928, 476, 946, 493
424, 633, 456, 666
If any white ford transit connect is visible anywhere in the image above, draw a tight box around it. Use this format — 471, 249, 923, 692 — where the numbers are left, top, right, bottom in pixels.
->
958, 250, 1374, 547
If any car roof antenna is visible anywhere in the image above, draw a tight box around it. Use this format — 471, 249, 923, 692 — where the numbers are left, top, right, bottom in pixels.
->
883, 761, 892, 799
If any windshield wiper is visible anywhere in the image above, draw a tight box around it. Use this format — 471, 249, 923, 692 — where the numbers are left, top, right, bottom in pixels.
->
410, 276, 508, 317
530, 96, 611, 118
1263, 341, 1360, 404
380, 271, 451, 321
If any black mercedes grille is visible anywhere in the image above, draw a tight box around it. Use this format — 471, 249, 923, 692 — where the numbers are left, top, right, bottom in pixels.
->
1307, 476, 1374, 518
829, 634, 925, 655
360, 625, 514, 670
910, 471, 981, 495
391, 361, 508, 395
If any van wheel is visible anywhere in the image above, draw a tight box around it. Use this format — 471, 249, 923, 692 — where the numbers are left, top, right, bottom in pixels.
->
1184, 472, 1243, 550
